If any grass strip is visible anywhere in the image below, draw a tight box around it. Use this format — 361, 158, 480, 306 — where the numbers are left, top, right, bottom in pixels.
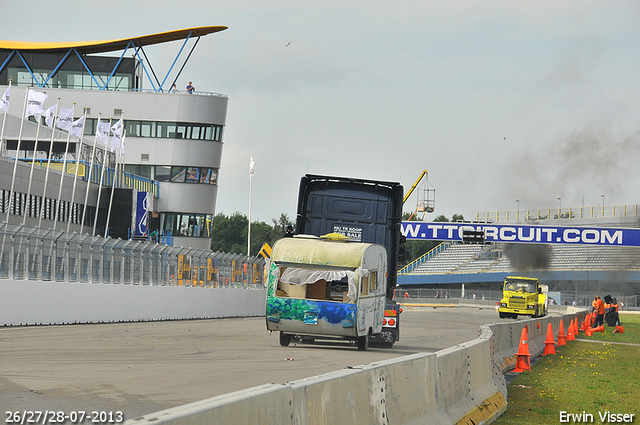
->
494, 313, 640, 424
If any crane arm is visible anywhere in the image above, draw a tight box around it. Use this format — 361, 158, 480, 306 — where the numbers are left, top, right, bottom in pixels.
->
403, 170, 428, 204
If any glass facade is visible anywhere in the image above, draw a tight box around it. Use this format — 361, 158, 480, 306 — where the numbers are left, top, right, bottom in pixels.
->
125, 165, 218, 185
0, 52, 137, 90
84, 118, 223, 142
161, 213, 212, 238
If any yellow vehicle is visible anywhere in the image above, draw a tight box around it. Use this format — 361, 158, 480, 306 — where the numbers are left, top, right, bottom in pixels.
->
498, 276, 548, 319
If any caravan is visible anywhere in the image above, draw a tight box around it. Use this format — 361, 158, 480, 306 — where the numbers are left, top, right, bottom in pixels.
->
265, 234, 387, 350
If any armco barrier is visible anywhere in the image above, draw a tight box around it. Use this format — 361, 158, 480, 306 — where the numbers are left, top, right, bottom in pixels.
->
126, 308, 587, 425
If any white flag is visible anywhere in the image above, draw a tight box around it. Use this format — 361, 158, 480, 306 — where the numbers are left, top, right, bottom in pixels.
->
98, 121, 111, 140
95, 119, 110, 147
70, 115, 85, 138
56, 108, 74, 131
120, 132, 126, 156
111, 117, 123, 136
0, 86, 10, 113
25, 89, 48, 119
250, 155, 255, 176
109, 118, 124, 153
44, 105, 57, 128
109, 132, 120, 153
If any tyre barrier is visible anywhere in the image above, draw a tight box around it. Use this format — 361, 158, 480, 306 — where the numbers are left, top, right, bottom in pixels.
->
125, 308, 589, 425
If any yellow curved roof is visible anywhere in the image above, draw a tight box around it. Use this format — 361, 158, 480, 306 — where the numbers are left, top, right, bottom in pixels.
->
0, 26, 227, 54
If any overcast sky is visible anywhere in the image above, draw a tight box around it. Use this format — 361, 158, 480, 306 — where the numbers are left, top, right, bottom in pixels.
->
3, 1, 640, 224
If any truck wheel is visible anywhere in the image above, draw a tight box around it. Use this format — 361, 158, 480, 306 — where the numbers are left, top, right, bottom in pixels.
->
357, 333, 369, 351
499, 312, 506, 319
379, 330, 395, 348
279, 332, 292, 347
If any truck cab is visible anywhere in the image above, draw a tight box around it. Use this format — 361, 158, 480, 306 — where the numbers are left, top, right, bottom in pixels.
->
294, 174, 404, 346
266, 234, 387, 350
498, 276, 548, 319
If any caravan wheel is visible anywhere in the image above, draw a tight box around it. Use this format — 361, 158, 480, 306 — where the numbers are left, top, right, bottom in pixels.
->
279, 332, 292, 347
357, 331, 370, 351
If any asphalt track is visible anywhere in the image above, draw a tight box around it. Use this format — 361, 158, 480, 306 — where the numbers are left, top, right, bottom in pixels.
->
0, 305, 500, 422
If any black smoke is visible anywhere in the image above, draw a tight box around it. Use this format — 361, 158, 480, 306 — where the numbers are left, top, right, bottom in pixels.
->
503, 243, 551, 272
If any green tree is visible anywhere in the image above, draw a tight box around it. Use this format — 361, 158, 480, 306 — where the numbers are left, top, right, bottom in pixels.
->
210, 212, 294, 256
210, 212, 248, 254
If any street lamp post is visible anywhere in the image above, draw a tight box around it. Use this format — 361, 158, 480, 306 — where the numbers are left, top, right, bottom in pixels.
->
516, 199, 520, 221
557, 197, 561, 218
601, 194, 605, 217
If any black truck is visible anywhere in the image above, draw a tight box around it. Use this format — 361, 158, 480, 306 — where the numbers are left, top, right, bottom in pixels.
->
294, 174, 404, 347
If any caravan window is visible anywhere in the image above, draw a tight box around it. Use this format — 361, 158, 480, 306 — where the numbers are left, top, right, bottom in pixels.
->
370, 271, 378, 292
274, 266, 363, 302
360, 275, 369, 296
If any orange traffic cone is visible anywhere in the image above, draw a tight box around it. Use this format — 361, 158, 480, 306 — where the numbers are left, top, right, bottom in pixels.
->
543, 323, 556, 356
557, 319, 567, 346
580, 317, 587, 331
567, 319, 575, 341
613, 326, 624, 333
512, 327, 531, 372
573, 318, 579, 335
585, 313, 592, 328
593, 324, 604, 333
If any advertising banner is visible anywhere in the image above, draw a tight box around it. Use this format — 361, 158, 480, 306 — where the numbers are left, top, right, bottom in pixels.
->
401, 222, 640, 247
134, 192, 151, 237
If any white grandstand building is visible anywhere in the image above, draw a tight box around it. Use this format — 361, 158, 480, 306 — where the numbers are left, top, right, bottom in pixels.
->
0, 27, 227, 250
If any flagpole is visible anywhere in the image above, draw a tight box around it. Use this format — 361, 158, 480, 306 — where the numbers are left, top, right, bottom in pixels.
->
66, 110, 87, 233
105, 127, 125, 237
5, 86, 30, 224
38, 98, 60, 228
247, 155, 255, 256
0, 81, 13, 260
248, 172, 252, 256
53, 103, 75, 231
0, 80, 11, 158
92, 116, 111, 236
22, 96, 47, 225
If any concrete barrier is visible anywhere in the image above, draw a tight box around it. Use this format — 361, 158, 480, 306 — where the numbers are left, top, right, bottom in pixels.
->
125, 308, 588, 425
126, 384, 293, 425
0, 279, 266, 326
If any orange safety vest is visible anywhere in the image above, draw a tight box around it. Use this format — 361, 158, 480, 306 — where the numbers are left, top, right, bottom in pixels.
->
595, 299, 605, 315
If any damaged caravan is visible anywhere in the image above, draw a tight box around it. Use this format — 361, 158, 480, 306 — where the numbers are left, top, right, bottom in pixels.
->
265, 233, 387, 350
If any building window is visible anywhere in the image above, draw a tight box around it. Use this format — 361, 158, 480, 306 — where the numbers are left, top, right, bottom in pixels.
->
170, 167, 186, 183
185, 167, 200, 183
155, 166, 171, 182
161, 212, 212, 238
124, 165, 152, 179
